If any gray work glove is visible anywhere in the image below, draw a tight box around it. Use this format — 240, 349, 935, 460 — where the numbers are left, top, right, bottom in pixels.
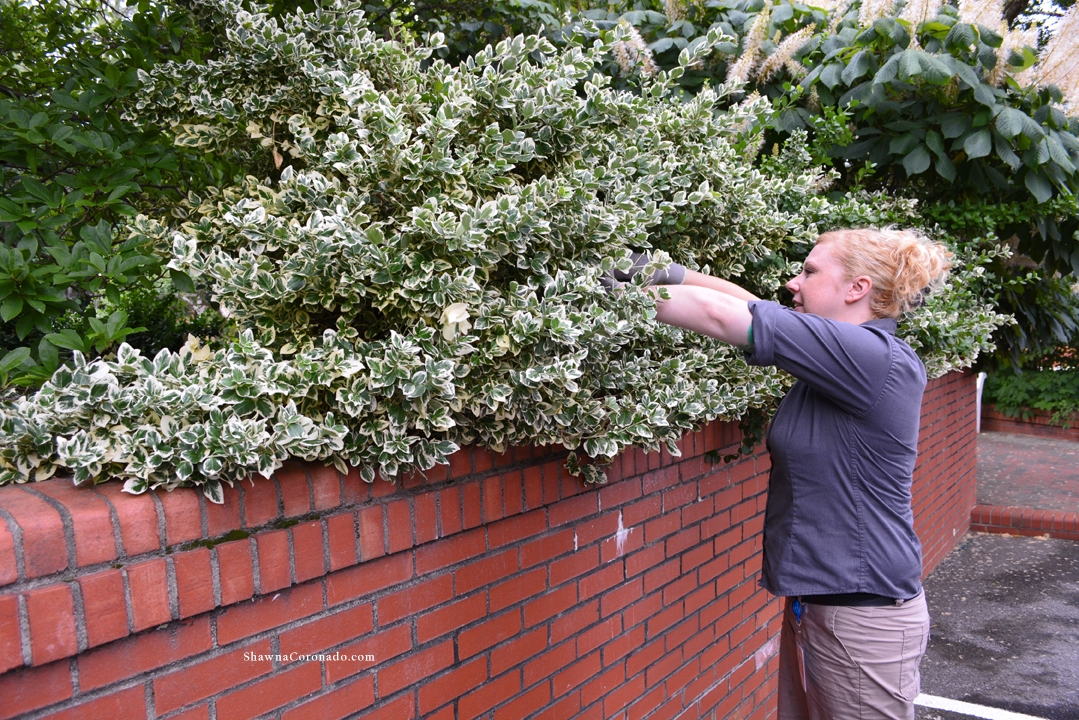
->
600, 251, 687, 291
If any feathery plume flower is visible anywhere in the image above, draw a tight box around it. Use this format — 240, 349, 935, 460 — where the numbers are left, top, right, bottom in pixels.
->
727, 1, 773, 86
756, 25, 816, 82
810, 0, 846, 11
957, 0, 1003, 30
859, 0, 896, 27
899, 0, 943, 27
665, 0, 686, 22
988, 26, 1038, 86
612, 19, 659, 77
1020, 4, 1079, 112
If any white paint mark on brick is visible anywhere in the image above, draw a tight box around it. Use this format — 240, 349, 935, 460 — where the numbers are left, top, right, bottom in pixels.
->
754, 634, 780, 671
614, 511, 630, 557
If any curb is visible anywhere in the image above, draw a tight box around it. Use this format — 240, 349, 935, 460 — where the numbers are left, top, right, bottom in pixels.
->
970, 504, 1079, 542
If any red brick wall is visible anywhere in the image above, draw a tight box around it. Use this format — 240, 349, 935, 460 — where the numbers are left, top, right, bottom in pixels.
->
0, 372, 976, 720
980, 405, 1079, 442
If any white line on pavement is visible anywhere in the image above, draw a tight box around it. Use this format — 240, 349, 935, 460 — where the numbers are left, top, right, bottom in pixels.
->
914, 693, 1049, 720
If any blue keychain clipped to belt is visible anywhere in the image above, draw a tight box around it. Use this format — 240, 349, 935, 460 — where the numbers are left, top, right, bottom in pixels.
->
792, 597, 803, 625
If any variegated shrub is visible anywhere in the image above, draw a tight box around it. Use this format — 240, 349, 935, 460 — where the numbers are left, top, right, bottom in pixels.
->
0, 0, 1006, 500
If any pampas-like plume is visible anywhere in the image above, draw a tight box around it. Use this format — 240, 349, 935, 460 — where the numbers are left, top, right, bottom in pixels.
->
957, 0, 1004, 31
988, 26, 1038, 86
727, 0, 773, 86
612, 19, 659, 77
858, 0, 895, 27
665, 0, 686, 22
899, 0, 943, 27
1021, 4, 1079, 112
756, 25, 816, 82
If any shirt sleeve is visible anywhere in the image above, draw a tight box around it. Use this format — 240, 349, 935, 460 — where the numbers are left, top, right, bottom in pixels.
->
743, 300, 895, 417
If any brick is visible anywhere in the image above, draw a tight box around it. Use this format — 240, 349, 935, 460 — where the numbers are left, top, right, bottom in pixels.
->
438, 486, 462, 537
415, 528, 485, 575
551, 600, 599, 644
522, 464, 543, 511
242, 479, 279, 528
154, 639, 273, 715
280, 603, 373, 659
0, 488, 68, 577
256, 528, 291, 593
216, 538, 255, 605
310, 464, 342, 510
161, 705, 209, 720
30, 483, 116, 567
378, 640, 454, 696
371, 476, 397, 498
550, 546, 599, 586
217, 582, 322, 646
379, 574, 453, 625
491, 626, 548, 676
415, 493, 438, 545
602, 625, 645, 668
462, 481, 482, 529
204, 484, 242, 538
553, 651, 601, 696
277, 463, 313, 517
326, 512, 358, 571
418, 656, 487, 715
217, 660, 322, 720
495, 684, 551, 720
173, 548, 215, 619
520, 529, 575, 569
0, 593, 22, 674
326, 624, 411, 684
26, 583, 77, 664
79, 616, 212, 691
523, 585, 577, 628
549, 494, 598, 528
483, 475, 504, 523
490, 567, 547, 612
327, 552, 412, 607
598, 478, 642, 511
577, 615, 622, 657
78, 569, 128, 649
459, 671, 521, 720
580, 562, 625, 600
292, 521, 326, 583
386, 499, 413, 554
44, 685, 147, 720
127, 558, 171, 632
504, 470, 524, 517
282, 675, 375, 720
457, 549, 517, 595
358, 506, 386, 562
0, 659, 72, 720
488, 509, 546, 548
581, 659, 625, 706
448, 447, 472, 479
459, 611, 521, 659
0, 520, 16, 586
340, 467, 371, 505
159, 488, 203, 546
92, 482, 160, 555
623, 496, 661, 527
600, 577, 643, 618
473, 447, 494, 473
360, 690, 414, 720
417, 593, 485, 643
575, 512, 621, 548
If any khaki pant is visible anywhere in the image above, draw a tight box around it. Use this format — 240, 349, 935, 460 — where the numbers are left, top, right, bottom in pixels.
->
778, 592, 930, 720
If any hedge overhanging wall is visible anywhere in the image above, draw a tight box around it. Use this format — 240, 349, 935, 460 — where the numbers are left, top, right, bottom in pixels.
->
0, 371, 976, 720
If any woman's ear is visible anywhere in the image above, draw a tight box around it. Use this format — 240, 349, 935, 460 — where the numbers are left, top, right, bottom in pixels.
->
845, 275, 873, 304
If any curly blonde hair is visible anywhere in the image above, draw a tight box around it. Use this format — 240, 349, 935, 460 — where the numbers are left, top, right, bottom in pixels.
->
816, 228, 954, 319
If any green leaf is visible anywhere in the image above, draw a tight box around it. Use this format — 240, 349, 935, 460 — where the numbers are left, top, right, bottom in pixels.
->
820, 63, 843, 89
941, 114, 969, 139
842, 51, 870, 85
898, 50, 921, 80
1024, 170, 1053, 203
925, 129, 945, 158
972, 82, 997, 107
1, 296, 24, 322
0, 348, 31, 373
935, 153, 957, 181
170, 269, 196, 293
944, 23, 976, 52
964, 128, 992, 158
995, 107, 1026, 138
44, 329, 90, 352
874, 55, 899, 84
903, 145, 932, 175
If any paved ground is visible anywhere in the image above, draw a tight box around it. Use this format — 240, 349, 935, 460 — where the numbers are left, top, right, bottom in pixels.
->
977, 433, 1079, 512
915, 432, 1079, 720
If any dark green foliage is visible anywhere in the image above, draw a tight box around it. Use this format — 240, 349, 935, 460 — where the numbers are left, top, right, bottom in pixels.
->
983, 363, 1079, 427
0, 0, 231, 387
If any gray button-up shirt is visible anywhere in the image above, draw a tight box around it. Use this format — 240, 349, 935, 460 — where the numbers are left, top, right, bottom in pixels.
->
745, 300, 926, 599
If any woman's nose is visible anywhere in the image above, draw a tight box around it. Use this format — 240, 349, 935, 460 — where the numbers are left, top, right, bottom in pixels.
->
786, 277, 800, 293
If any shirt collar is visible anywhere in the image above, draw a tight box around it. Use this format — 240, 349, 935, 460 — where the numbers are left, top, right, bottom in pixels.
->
862, 317, 898, 335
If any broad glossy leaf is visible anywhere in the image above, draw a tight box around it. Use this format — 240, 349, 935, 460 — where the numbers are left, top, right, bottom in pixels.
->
842, 50, 870, 85
964, 129, 992, 158
903, 145, 932, 175
1024, 170, 1053, 203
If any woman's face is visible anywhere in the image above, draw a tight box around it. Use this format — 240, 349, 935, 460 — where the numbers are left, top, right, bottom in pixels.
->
785, 240, 855, 319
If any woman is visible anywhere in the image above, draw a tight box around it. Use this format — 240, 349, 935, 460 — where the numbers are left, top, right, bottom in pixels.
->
615, 228, 952, 720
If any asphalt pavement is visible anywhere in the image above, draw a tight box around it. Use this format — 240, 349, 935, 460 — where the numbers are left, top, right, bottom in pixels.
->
916, 532, 1079, 720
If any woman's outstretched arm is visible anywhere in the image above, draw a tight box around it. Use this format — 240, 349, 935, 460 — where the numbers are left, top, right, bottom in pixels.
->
681, 269, 760, 302
651, 284, 754, 347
